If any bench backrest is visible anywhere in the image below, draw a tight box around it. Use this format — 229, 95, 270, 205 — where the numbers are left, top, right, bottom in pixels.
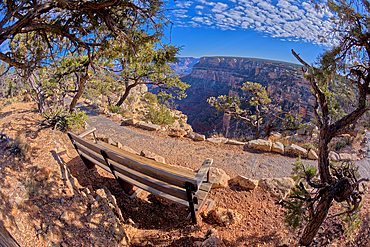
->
68, 132, 199, 200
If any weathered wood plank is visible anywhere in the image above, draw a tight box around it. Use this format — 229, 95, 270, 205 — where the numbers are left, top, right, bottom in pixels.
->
108, 159, 189, 201
0, 225, 20, 247
78, 128, 96, 138
76, 144, 111, 172
102, 149, 197, 190
69, 133, 103, 154
113, 171, 189, 206
194, 158, 213, 191
98, 141, 197, 178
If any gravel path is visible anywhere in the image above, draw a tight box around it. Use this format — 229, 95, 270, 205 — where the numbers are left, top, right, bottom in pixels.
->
78, 103, 370, 179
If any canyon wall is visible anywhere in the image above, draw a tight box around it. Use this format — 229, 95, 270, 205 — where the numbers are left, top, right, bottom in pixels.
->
176, 56, 314, 138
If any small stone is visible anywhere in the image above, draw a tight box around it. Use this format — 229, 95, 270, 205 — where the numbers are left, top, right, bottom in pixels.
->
138, 122, 161, 131
124, 118, 138, 125
210, 168, 230, 189
308, 149, 318, 160
35, 167, 52, 182
206, 137, 228, 144
210, 208, 242, 226
140, 150, 166, 163
168, 129, 187, 138
186, 131, 206, 141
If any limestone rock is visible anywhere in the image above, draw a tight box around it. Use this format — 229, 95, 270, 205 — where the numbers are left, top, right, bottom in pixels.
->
35, 167, 52, 182
168, 129, 187, 138
231, 175, 258, 190
124, 118, 139, 126
258, 177, 295, 201
329, 151, 340, 161
138, 122, 161, 131
206, 137, 228, 144
339, 153, 356, 161
271, 142, 284, 154
210, 208, 242, 226
195, 229, 226, 247
186, 131, 206, 141
140, 150, 166, 163
285, 144, 308, 158
308, 149, 318, 160
210, 168, 230, 188
226, 139, 245, 145
246, 139, 272, 152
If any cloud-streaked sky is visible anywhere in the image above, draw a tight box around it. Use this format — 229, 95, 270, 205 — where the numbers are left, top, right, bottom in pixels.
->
166, 0, 334, 64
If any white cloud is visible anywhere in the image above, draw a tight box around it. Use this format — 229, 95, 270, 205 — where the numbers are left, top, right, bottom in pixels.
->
176, 1, 193, 8
170, 0, 335, 45
212, 2, 229, 13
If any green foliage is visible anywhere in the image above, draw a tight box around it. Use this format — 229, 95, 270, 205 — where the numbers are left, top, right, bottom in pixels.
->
42, 107, 88, 131
284, 185, 310, 230
145, 104, 175, 126
23, 177, 39, 197
144, 92, 158, 105
301, 143, 316, 151
3, 98, 17, 105
340, 204, 362, 236
290, 158, 318, 185
107, 105, 121, 114
330, 136, 352, 151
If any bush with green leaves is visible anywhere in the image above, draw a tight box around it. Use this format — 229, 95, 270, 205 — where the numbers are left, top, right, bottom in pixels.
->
145, 104, 175, 126
42, 107, 88, 131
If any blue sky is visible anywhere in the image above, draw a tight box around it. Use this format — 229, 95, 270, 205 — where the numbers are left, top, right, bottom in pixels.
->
165, 0, 334, 64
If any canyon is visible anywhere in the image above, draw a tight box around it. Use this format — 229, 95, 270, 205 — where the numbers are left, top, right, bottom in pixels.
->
175, 56, 314, 138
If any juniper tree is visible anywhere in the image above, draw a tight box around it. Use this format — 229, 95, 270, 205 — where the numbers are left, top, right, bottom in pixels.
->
208, 81, 299, 139
288, 0, 370, 243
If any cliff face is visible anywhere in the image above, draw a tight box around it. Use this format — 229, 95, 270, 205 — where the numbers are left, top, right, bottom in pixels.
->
176, 56, 314, 137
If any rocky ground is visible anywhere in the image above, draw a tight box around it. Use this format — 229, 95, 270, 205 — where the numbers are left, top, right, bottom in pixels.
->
0, 101, 370, 246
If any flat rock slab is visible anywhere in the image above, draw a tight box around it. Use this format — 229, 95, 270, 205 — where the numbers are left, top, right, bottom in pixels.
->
227, 139, 245, 145
186, 131, 206, 141
207, 137, 228, 144
138, 122, 161, 131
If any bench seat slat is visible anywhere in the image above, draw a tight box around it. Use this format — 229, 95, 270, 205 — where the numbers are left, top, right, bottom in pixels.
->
69, 133, 103, 154
102, 149, 197, 190
98, 142, 197, 179
114, 170, 189, 206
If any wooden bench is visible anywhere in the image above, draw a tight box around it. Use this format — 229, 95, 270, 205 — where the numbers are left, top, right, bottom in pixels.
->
68, 128, 215, 224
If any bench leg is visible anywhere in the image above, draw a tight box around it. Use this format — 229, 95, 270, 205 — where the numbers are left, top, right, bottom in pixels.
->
185, 182, 197, 224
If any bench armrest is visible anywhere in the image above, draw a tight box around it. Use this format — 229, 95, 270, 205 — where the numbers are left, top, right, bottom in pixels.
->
78, 128, 97, 142
193, 158, 213, 191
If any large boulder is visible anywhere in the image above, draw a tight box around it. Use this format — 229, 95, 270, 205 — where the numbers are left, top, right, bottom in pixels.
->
271, 142, 285, 154
210, 168, 230, 188
231, 175, 258, 190
246, 139, 272, 152
258, 177, 295, 201
285, 144, 308, 158
186, 131, 206, 141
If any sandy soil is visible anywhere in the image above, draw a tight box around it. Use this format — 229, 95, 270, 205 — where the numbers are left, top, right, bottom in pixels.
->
0, 101, 369, 247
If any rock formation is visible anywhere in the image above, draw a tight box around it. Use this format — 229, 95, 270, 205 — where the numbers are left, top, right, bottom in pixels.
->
176, 56, 314, 137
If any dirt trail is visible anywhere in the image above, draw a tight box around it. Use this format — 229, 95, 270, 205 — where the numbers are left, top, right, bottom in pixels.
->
77, 103, 318, 179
